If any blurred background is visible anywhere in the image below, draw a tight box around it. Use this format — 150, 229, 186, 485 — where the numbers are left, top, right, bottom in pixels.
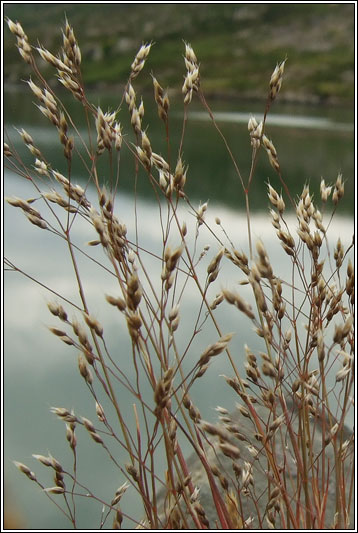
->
4, 2, 355, 211
3, 3, 355, 529
4, 3, 355, 103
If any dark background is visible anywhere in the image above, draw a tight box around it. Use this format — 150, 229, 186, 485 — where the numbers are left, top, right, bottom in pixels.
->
4, 3, 355, 105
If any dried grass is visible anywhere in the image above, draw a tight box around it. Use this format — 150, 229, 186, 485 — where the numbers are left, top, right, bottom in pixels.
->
5, 15, 354, 530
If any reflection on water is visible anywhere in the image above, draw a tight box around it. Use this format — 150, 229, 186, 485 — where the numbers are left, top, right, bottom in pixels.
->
4, 166, 354, 528
188, 110, 354, 132
4, 88, 355, 213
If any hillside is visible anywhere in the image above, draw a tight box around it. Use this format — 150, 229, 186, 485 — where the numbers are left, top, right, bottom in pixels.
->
3, 3, 355, 104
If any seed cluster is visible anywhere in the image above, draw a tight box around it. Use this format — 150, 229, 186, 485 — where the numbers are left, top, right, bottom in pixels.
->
5, 17, 354, 530
6, 18, 32, 63
152, 76, 170, 123
182, 42, 200, 104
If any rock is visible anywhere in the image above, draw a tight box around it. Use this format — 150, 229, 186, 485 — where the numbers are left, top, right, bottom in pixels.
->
159, 397, 354, 529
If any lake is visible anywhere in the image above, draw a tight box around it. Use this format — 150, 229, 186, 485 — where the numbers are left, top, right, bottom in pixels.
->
4, 87, 354, 529
4, 86, 355, 213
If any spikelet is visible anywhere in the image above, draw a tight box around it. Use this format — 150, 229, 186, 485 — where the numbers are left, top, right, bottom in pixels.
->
198, 332, 234, 367
62, 18, 82, 73
250, 119, 263, 149
6, 18, 32, 63
269, 58, 287, 101
13, 461, 37, 481
332, 173, 344, 205
130, 42, 152, 79
320, 178, 332, 202
207, 247, 224, 284
182, 42, 200, 104
267, 184, 285, 213
262, 135, 280, 173
152, 75, 169, 122
222, 288, 255, 319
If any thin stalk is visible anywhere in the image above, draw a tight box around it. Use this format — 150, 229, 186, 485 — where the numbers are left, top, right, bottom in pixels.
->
65, 234, 135, 464
245, 191, 253, 260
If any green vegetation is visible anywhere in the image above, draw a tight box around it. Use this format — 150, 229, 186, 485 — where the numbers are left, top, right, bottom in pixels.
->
4, 3, 355, 103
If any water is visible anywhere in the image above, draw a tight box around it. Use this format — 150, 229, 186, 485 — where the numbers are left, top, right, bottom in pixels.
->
188, 110, 354, 132
4, 89, 354, 528
4, 87, 355, 213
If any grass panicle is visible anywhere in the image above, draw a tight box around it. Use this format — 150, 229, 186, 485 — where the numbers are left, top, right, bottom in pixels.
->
4, 15, 354, 530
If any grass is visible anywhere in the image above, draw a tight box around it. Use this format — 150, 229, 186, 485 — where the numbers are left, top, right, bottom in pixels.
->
4, 15, 355, 530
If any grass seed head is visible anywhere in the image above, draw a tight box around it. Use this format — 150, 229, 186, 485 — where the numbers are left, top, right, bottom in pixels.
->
13, 461, 37, 481
130, 42, 152, 79
95, 402, 106, 422
222, 288, 255, 319
78, 354, 93, 384
332, 173, 344, 204
219, 441, 241, 460
125, 463, 139, 482
269, 58, 287, 101
262, 135, 280, 172
250, 121, 263, 148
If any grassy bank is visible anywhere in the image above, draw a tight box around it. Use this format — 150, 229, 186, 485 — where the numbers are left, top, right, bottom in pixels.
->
3, 3, 355, 104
